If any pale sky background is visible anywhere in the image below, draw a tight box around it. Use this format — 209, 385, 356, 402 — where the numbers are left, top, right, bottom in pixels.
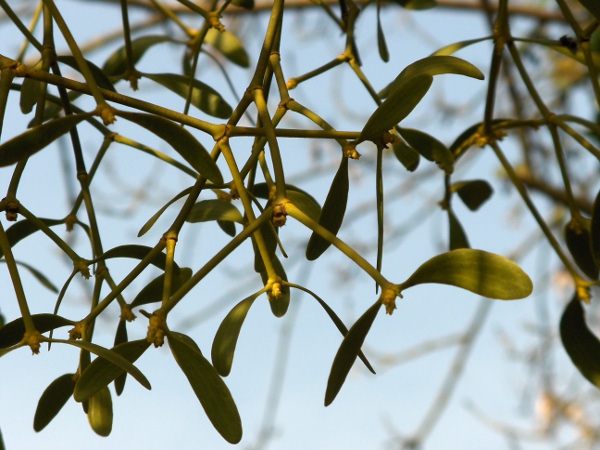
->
0, 2, 594, 449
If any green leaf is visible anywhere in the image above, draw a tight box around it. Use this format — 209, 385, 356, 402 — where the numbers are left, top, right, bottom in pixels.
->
358, 75, 433, 143
144, 73, 232, 119
103, 35, 177, 76
260, 255, 291, 317
391, 141, 420, 172
378, 55, 484, 99
432, 36, 493, 56
187, 199, 243, 223
448, 209, 470, 250
138, 187, 192, 237
167, 331, 243, 444
306, 157, 349, 260
231, 0, 254, 9
204, 29, 250, 68
325, 300, 381, 406
211, 291, 261, 376
74, 339, 151, 402
87, 386, 113, 437
252, 221, 278, 273
113, 320, 128, 395
51, 338, 151, 392
99, 244, 174, 271
565, 218, 599, 280
452, 179, 493, 211
0, 113, 91, 166
217, 220, 237, 236
390, 0, 437, 9
577, 0, 600, 21
117, 111, 223, 184
560, 295, 600, 388
20, 76, 42, 115
0, 314, 73, 348
401, 248, 533, 300
376, 1, 389, 63
57, 55, 116, 91
0, 218, 63, 259
13, 260, 59, 293
591, 188, 600, 267
130, 267, 193, 308
33, 373, 76, 431
253, 183, 322, 222
399, 128, 454, 173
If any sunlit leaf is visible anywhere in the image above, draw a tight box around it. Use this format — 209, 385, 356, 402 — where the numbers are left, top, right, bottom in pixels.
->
33, 373, 76, 431
0, 314, 73, 348
306, 157, 349, 260
211, 291, 261, 376
187, 199, 243, 224
87, 387, 113, 437
452, 179, 493, 211
74, 340, 151, 402
560, 295, 600, 388
392, 141, 420, 172
378, 55, 484, 99
57, 55, 116, 91
432, 36, 493, 56
359, 75, 432, 143
117, 111, 223, 184
401, 248, 533, 300
0, 113, 91, 167
144, 73, 232, 119
325, 300, 381, 406
204, 29, 250, 67
167, 330, 243, 443
448, 209, 470, 250
565, 218, 598, 280
51, 338, 151, 392
253, 183, 322, 223
399, 128, 454, 173
103, 35, 177, 76
130, 267, 193, 308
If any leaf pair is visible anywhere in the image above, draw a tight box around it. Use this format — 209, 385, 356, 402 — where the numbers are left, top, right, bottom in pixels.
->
325, 249, 532, 405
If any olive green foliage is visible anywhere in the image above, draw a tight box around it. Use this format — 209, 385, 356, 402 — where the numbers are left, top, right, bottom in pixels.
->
0, 0, 599, 446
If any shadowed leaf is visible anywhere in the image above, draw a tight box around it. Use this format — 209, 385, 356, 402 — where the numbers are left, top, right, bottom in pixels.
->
74, 340, 151, 402
138, 187, 191, 237
0, 218, 63, 259
117, 111, 223, 184
560, 295, 600, 388
325, 300, 382, 406
211, 291, 261, 376
452, 179, 493, 211
99, 244, 176, 271
376, 1, 389, 62
306, 157, 349, 260
590, 188, 600, 267
392, 141, 420, 172
253, 183, 322, 223
448, 209, 470, 250
0, 314, 73, 348
399, 128, 454, 173
113, 320, 128, 395
0, 113, 91, 166
167, 331, 243, 443
33, 373, 76, 431
401, 249, 533, 300
130, 267, 192, 308
87, 387, 113, 437
103, 35, 176, 76
57, 55, 116, 91
565, 218, 599, 280
390, 0, 437, 9
187, 200, 243, 224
